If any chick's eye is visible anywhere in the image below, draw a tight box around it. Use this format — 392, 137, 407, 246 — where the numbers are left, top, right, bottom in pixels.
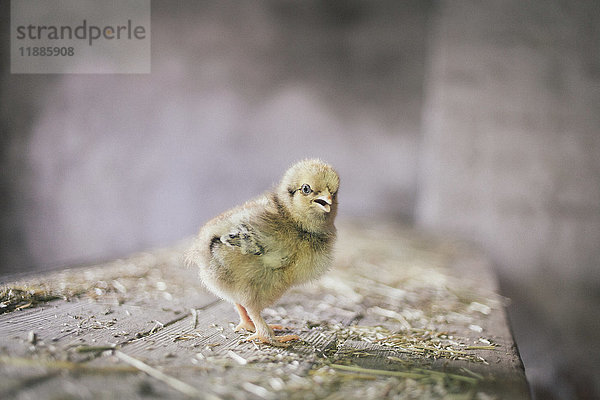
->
301, 184, 312, 195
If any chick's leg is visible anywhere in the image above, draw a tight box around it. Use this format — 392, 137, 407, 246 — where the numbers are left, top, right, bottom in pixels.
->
234, 304, 256, 332
244, 307, 299, 347
234, 304, 290, 332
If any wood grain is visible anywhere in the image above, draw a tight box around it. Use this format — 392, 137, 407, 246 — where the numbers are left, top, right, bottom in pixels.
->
0, 221, 530, 399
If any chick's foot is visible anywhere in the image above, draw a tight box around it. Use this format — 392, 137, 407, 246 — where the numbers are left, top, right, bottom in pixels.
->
274, 334, 300, 342
268, 324, 288, 331
244, 332, 299, 347
234, 320, 256, 332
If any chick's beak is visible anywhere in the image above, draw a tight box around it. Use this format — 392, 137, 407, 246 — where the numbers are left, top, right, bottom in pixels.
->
313, 194, 333, 213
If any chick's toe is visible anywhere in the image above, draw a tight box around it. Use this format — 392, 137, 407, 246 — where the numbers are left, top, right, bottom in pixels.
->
274, 334, 300, 343
235, 321, 256, 332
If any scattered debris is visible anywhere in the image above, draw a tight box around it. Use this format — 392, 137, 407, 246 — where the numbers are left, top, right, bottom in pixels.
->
75, 344, 117, 353
329, 363, 479, 385
115, 350, 205, 398
149, 320, 165, 334
191, 308, 198, 329
27, 331, 37, 345
0, 355, 137, 374
0, 286, 61, 314
227, 350, 248, 365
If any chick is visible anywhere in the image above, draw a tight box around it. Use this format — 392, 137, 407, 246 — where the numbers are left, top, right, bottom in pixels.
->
185, 159, 339, 346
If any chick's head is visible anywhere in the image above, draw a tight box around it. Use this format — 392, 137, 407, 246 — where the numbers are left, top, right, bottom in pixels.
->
277, 159, 340, 233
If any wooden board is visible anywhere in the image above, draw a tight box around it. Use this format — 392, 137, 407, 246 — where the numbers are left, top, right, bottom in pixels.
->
0, 221, 530, 399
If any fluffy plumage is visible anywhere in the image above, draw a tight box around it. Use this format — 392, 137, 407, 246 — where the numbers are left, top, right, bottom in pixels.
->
185, 159, 339, 346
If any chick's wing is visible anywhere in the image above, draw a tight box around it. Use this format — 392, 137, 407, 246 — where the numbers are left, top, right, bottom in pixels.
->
220, 223, 264, 255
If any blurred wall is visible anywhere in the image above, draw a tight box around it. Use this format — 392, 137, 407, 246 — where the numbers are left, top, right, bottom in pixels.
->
417, 0, 600, 397
0, 1, 432, 272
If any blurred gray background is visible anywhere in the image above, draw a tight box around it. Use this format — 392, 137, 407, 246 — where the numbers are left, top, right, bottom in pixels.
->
1, 1, 598, 398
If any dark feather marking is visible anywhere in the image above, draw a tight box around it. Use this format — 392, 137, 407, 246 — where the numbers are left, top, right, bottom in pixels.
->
209, 236, 221, 253
272, 193, 286, 215
253, 243, 265, 256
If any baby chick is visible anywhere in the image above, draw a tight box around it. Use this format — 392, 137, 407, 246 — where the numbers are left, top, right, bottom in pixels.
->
185, 159, 339, 346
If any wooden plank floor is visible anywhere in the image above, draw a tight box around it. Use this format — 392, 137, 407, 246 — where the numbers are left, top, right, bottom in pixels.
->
0, 221, 529, 399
